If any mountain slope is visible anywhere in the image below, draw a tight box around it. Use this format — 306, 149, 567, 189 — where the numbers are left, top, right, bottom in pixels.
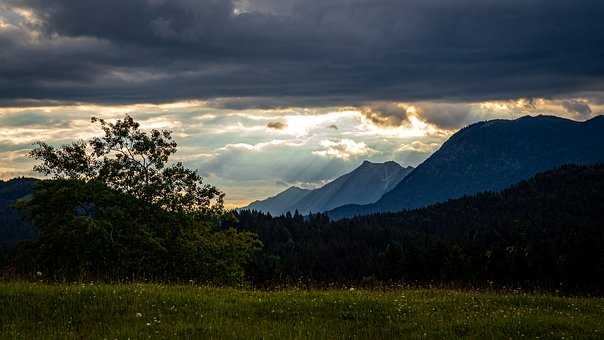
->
328, 115, 604, 218
242, 161, 413, 215
244, 186, 311, 216
292, 161, 412, 214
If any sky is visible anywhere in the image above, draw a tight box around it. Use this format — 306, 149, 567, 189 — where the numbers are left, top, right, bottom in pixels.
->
1, 0, 603, 207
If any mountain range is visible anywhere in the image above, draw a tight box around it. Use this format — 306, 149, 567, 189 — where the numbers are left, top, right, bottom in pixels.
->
328, 115, 604, 219
243, 161, 413, 215
2, 114, 604, 245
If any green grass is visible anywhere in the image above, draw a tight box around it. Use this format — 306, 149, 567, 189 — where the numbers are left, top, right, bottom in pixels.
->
0, 282, 603, 339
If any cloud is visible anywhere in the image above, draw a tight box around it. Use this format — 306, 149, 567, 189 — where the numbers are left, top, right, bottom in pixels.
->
275, 180, 290, 187
1, 84, 603, 206
561, 100, 592, 119
361, 102, 410, 127
0, 0, 603, 105
313, 139, 377, 160
398, 141, 440, 154
410, 103, 474, 129
266, 121, 287, 129
193, 139, 352, 184
351, 97, 603, 131
0, 111, 70, 127
357, 102, 481, 130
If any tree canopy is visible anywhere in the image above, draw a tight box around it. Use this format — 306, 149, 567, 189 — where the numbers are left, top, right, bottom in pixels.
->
30, 115, 223, 215
16, 115, 259, 283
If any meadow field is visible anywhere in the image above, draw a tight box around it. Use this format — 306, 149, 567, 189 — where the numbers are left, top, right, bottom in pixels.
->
0, 282, 603, 339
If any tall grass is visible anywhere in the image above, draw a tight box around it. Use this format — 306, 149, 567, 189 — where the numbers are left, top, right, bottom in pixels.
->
1, 282, 602, 339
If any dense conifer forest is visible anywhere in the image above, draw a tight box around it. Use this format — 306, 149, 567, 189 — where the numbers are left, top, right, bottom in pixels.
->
235, 165, 604, 291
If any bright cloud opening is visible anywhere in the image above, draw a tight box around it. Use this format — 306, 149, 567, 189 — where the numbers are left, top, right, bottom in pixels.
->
313, 139, 377, 160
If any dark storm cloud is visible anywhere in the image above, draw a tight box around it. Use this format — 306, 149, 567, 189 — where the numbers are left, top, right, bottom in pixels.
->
415, 103, 478, 130
360, 102, 408, 127
2, 0, 604, 105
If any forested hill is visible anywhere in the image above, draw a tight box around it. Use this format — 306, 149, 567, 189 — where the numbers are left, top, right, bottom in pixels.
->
235, 165, 604, 290
0, 178, 38, 247
328, 115, 604, 219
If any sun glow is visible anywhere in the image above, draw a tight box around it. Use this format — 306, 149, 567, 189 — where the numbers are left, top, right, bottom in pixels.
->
280, 110, 357, 136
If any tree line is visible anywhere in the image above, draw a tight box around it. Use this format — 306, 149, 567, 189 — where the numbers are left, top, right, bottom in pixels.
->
235, 165, 604, 292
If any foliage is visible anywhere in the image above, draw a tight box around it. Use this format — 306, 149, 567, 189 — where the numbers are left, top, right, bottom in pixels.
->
30, 115, 223, 215
16, 115, 260, 283
236, 165, 604, 291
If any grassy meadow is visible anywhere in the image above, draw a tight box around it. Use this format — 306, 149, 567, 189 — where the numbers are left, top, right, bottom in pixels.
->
0, 282, 603, 339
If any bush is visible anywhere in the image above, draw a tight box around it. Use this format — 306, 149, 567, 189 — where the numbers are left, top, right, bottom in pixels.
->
17, 179, 260, 283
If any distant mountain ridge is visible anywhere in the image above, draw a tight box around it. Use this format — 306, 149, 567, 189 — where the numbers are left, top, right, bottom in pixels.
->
243, 161, 413, 215
243, 186, 311, 216
328, 115, 604, 219
0, 178, 39, 247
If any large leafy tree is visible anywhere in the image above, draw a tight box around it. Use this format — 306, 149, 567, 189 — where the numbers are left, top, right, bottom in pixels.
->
19, 115, 259, 282
30, 115, 223, 215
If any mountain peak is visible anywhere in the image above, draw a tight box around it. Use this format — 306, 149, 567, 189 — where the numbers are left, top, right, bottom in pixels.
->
328, 115, 604, 219
358, 160, 400, 169
242, 160, 413, 215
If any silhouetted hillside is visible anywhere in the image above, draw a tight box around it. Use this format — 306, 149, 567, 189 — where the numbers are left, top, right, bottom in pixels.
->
243, 186, 312, 216
0, 178, 38, 247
